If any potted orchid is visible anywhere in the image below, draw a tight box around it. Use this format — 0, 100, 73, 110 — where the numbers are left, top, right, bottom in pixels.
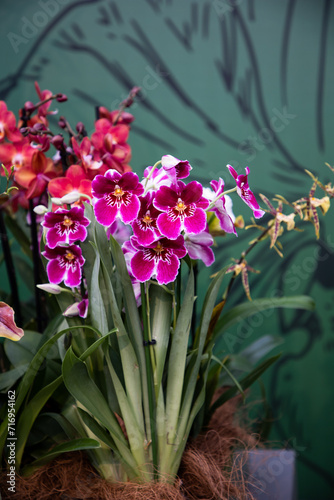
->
0, 84, 330, 498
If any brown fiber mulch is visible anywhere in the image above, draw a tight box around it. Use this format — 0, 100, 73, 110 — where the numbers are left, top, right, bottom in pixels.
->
0, 396, 259, 499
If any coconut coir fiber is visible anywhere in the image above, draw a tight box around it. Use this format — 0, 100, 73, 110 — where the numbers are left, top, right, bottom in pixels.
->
0, 396, 258, 499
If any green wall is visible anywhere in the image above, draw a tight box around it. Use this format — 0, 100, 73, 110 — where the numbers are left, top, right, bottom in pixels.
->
1, 0, 334, 497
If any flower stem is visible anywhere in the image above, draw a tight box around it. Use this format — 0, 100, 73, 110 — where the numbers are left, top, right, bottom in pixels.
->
29, 200, 45, 333
207, 186, 237, 210
223, 226, 270, 301
144, 160, 162, 191
140, 282, 158, 479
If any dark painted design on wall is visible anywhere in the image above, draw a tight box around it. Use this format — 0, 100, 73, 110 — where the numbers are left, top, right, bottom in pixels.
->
1, 0, 333, 496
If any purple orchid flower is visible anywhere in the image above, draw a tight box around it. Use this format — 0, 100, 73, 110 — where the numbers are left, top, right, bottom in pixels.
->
42, 206, 90, 249
42, 244, 85, 288
130, 235, 186, 285
207, 178, 237, 235
153, 181, 209, 240
63, 296, 89, 318
131, 192, 162, 245
227, 165, 265, 218
106, 219, 132, 245
184, 230, 215, 267
92, 170, 144, 226
161, 154, 192, 184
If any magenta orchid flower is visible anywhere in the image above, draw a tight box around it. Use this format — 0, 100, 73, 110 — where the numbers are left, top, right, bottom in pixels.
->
184, 231, 215, 267
208, 178, 237, 235
153, 181, 209, 239
63, 296, 89, 318
227, 165, 265, 219
0, 302, 24, 341
42, 244, 85, 288
131, 192, 162, 245
161, 154, 192, 184
92, 170, 144, 226
130, 235, 186, 285
42, 206, 90, 249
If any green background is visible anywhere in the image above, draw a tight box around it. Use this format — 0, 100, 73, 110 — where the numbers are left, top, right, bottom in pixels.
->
1, 0, 334, 497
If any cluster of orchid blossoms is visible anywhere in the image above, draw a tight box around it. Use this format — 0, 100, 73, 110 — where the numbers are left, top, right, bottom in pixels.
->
0, 82, 135, 213
39, 155, 265, 317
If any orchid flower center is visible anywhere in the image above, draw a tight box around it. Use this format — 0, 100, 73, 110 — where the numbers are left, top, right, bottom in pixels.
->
153, 241, 164, 255
176, 198, 186, 213
142, 211, 153, 225
0, 123, 4, 140
65, 251, 75, 261
114, 185, 124, 198
63, 216, 73, 227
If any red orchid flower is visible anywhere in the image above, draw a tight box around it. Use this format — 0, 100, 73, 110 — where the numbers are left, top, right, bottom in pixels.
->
48, 164, 92, 206
0, 139, 35, 173
0, 101, 22, 143
14, 150, 61, 199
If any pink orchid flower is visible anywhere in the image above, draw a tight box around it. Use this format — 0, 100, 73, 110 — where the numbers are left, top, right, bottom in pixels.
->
227, 165, 265, 218
42, 206, 90, 249
153, 180, 209, 239
130, 235, 186, 285
0, 302, 24, 341
42, 244, 85, 288
92, 170, 144, 226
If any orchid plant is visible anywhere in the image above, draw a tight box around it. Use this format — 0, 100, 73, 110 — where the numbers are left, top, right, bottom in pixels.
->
0, 84, 330, 485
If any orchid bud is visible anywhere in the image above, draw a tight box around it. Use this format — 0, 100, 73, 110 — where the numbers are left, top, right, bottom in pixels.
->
63, 302, 80, 317
58, 117, 67, 129
59, 192, 81, 204
33, 205, 48, 215
24, 101, 35, 112
56, 93, 68, 102
32, 123, 45, 132
37, 283, 64, 294
20, 127, 29, 136
51, 197, 64, 206
51, 134, 65, 150
76, 122, 85, 134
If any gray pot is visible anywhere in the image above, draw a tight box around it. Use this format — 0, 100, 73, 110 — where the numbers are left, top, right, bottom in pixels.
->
233, 449, 297, 500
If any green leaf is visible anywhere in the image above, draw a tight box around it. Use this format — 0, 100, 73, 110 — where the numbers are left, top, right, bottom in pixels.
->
4, 330, 41, 367
62, 347, 138, 472
0, 325, 99, 458
0, 364, 29, 392
211, 355, 245, 399
179, 268, 227, 427
236, 334, 284, 368
162, 269, 194, 465
208, 353, 281, 420
21, 438, 100, 476
15, 376, 63, 468
14, 328, 114, 468
149, 283, 173, 392
215, 295, 315, 337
